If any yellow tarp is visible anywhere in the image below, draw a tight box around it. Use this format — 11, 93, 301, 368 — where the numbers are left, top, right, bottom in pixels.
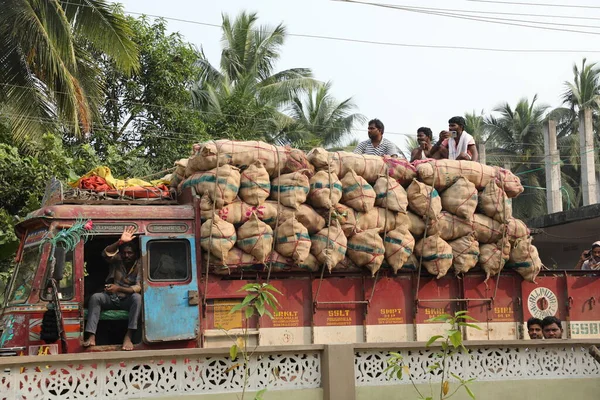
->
69, 166, 170, 189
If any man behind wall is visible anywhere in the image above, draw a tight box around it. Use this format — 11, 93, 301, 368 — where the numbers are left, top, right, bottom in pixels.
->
354, 118, 403, 158
527, 317, 543, 339
83, 226, 142, 351
542, 316, 564, 339
430, 116, 479, 162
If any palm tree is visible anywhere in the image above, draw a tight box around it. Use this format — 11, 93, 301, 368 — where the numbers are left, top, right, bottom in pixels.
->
0, 0, 139, 146
285, 82, 366, 148
190, 11, 318, 143
485, 95, 560, 219
562, 58, 600, 113
556, 58, 600, 207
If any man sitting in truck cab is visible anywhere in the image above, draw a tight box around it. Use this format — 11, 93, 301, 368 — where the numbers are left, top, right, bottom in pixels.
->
83, 226, 142, 351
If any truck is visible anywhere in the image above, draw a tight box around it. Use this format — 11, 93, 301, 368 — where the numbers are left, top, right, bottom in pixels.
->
1, 178, 599, 357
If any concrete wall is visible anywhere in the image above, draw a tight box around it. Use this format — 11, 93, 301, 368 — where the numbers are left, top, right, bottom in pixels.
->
158, 389, 323, 400
356, 378, 600, 400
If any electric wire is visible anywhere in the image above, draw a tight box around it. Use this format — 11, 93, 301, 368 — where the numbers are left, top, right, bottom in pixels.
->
55, 0, 600, 53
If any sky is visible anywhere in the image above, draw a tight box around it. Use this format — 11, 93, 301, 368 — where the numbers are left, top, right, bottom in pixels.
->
119, 0, 600, 152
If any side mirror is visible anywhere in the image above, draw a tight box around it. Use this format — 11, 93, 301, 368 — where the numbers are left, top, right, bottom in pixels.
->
53, 246, 66, 281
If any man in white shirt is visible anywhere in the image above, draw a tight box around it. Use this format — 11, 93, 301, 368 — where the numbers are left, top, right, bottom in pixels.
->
354, 119, 403, 158
430, 116, 479, 162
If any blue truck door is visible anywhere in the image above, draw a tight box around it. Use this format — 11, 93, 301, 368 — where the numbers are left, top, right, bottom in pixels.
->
141, 236, 199, 342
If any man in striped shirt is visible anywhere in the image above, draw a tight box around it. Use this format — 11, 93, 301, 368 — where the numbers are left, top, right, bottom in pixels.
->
354, 119, 403, 158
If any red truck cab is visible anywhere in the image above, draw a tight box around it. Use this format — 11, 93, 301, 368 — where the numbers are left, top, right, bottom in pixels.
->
0, 179, 201, 355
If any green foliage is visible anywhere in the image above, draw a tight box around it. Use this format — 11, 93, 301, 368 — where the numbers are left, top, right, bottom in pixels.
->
97, 16, 208, 171
191, 11, 318, 145
384, 311, 480, 400
0, 0, 139, 146
225, 283, 281, 400
285, 81, 366, 148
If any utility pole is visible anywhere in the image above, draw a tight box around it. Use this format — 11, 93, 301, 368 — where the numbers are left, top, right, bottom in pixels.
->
478, 142, 486, 165
543, 119, 562, 213
580, 108, 597, 206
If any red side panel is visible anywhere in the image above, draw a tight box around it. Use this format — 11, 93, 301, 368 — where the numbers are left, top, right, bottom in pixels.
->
312, 277, 365, 327
365, 276, 413, 326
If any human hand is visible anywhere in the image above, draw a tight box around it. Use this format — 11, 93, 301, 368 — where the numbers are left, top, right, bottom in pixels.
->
581, 250, 591, 262
439, 131, 450, 141
120, 226, 136, 243
104, 284, 120, 294
457, 152, 472, 161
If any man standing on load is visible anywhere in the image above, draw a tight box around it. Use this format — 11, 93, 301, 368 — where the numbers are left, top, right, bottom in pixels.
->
430, 116, 479, 162
83, 226, 142, 351
354, 118, 403, 158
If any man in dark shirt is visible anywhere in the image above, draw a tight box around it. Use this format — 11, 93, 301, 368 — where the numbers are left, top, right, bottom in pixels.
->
83, 226, 142, 350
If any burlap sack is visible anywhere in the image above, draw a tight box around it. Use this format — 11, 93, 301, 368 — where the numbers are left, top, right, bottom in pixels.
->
440, 177, 478, 219
274, 217, 311, 263
407, 211, 426, 237
330, 203, 358, 236
298, 204, 327, 233
374, 176, 408, 212
170, 158, 188, 189
201, 197, 249, 224
268, 251, 320, 273
414, 235, 453, 279
236, 213, 273, 263
506, 237, 542, 283
188, 140, 312, 177
355, 207, 400, 235
200, 214, 237, 261
347, 229, 385, 276
506, 217, 530, 244
416, 159, 497, 191
175, 158, 188, 178
182, 164, 241, 208
270, 171, 310, 210
259, 202, 325, 234
479, 180, 512, 223
308, 148, 386, 184
449, 235, 480, 275
473, 214, 505, 244
384, 157, 418, 187
431, 212, 475, 241
403, 254, 419, 271
384, 228, 415, 273
334, 257, 363, 273
478, 238, 511, 281
308, 170, 342, 209
341, 170, 376, 212
495, 167, 524, 198
207, 247, 258, 275
239, 161, 270, 205
310, 222, 347, 272
407, 179, 442, 220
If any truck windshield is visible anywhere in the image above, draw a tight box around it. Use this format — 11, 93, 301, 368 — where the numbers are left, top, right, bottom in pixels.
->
8, 246, 42, 304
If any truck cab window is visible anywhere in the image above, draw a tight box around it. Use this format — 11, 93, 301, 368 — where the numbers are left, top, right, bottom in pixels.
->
8, 246, 41, 304
148, 240, 190, 281
41, 249, 74, 301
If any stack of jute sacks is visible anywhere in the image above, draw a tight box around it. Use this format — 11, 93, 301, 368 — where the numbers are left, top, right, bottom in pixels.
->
174, 140, 542, 283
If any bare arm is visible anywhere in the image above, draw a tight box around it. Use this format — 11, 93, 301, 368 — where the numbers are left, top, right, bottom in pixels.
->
469, 144, 479, 163
104, 226, 136, 255
410, 148, 421, 162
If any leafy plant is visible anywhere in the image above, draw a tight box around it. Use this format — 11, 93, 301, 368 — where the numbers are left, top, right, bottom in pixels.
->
384, 311, 481, 400
224, 283, 282, 400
